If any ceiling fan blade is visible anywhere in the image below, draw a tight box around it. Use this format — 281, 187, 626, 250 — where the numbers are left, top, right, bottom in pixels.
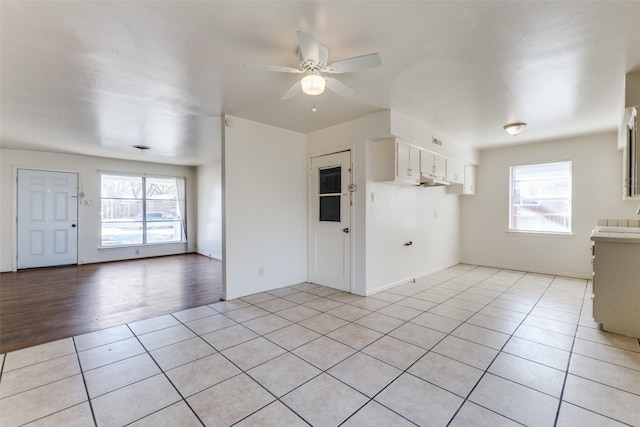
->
297, 30, 319, 64
325, 53, 382, 74
244, 64, 303, 73
280, 81, 301, 99
325, 77, 356, 98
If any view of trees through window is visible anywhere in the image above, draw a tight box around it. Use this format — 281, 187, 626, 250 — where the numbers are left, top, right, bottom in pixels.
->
509, 161, 572, 233
101, 174, 184, 246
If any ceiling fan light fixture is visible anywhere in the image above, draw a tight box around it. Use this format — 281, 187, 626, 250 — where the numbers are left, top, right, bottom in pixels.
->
300, 71, 326, 95
503, 122, 527, 136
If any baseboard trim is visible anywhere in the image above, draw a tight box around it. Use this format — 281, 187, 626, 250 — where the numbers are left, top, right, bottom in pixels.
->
459, 260, 591, 280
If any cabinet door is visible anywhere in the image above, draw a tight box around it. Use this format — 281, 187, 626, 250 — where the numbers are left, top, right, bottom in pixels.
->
420, 151, 435, 177
433, 155, 446, 180
446, 159, 464, 184
397, 142, 412, 179
463, 164, 476, 194
397, 142, 420, 182
409, 146, 420, 179
420, 151, 445, 180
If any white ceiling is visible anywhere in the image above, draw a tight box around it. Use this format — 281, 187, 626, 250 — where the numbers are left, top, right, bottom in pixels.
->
1, 1, 639, 166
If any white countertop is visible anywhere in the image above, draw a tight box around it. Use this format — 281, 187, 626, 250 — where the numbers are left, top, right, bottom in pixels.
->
591, 226, 640, 243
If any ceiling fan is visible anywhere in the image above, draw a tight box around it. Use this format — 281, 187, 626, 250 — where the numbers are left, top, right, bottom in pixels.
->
245, 31, 381, 100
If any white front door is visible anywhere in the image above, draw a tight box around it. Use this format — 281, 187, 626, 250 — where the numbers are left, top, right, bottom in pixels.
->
308, 151, 352, 291
17, 169, 78, 269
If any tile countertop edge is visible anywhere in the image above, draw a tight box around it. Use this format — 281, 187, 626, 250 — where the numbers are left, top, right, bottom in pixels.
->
591, 226, 640, 243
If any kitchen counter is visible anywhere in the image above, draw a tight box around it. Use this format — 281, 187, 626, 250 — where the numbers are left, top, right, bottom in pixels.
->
590, 225, 640, 338
591, 226, 640, 243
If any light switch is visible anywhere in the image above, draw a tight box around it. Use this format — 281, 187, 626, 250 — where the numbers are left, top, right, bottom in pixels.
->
370, 192, 376, 202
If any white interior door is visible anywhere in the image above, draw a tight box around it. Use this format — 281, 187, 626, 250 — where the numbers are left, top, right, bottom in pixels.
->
308, 151, 352, 291
17, 169, 78, 269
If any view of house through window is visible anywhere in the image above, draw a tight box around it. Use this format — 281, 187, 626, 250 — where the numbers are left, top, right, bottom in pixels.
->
101, 174, 185, 246
509, 161, 572, 233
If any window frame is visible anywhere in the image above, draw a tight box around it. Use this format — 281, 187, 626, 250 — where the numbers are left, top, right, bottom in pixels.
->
508, 161, 573, 235
100, 173, 185, 247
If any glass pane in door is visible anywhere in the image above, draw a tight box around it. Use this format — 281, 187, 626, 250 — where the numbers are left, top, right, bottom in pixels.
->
319, 167, 341, 194
319, 195, 340, 222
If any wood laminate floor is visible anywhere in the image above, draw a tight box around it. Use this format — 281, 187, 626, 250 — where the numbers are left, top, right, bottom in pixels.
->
0, 254, 222, 353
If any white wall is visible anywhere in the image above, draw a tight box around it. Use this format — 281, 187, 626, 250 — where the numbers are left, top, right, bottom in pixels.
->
365, 176, 460, 293
222, 116, 307, 300
196, 159, 222, 260
0, 148, 196, 271
307, 111, 463, 295
461, 132, 640, 278
306, 111, 392, 295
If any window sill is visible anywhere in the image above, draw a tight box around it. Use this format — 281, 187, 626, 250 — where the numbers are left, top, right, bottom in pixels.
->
506, 230, 574, 238
98, 241, 186, 250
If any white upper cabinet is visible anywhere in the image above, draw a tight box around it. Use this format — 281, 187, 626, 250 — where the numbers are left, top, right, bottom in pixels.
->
420, 151, 446, 180
397, 141, 421, 182
374, 137, 477, 194
463, 164, 476, 195
446, 158, 464, 184
374, 139, 421, 185
447, 163, 476, 195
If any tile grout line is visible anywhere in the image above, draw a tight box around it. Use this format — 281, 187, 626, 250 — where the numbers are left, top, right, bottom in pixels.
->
187, 288, 419, 426
280, 267, 523, 425
75, 320, 215, 425
249, 270, 566, 425
170, 306, 319, 427
122, 321, 208, 427
0, 343, 98, 426
551, 280, 636, 427
72, 337, 99, 427
0, 352, 5, 384
209, 299, 368, 426
551, 276, 588, 427
442, 266, 557, 426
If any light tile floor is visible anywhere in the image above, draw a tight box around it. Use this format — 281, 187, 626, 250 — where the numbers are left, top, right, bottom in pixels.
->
1, 264, 639, 426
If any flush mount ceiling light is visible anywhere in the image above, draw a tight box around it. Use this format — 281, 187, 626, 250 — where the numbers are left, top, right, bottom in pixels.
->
300, 71, 326, 96
503, 122, 527, 136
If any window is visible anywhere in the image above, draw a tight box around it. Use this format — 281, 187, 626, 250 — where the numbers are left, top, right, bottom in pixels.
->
509, 161, 572, 233
101, 174, 186, 246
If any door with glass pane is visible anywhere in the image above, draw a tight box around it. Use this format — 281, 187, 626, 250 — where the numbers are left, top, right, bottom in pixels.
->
308, 151, 351, 291
17, 169, 78, 269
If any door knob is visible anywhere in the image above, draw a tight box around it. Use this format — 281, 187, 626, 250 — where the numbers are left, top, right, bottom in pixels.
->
71, 224, 77, 228
343, 228, 350, 234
